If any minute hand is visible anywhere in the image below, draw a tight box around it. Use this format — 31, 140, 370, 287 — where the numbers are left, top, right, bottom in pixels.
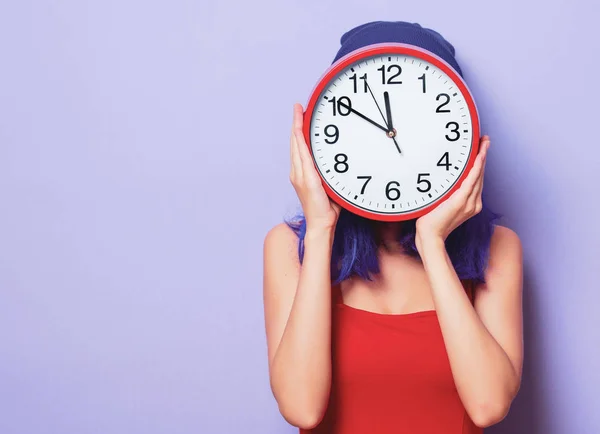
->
337, 101, 389, 134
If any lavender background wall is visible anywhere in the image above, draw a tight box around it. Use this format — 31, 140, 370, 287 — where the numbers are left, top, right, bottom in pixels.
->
0, 0, 598, 433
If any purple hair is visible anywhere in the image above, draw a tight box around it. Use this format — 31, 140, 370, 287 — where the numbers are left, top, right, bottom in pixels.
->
285, 199, 501, 285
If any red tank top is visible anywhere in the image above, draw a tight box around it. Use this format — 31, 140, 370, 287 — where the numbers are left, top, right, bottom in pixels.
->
301, 280, 483, 434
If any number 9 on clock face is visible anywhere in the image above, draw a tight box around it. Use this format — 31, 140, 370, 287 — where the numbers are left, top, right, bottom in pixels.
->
303, 43, 481, 222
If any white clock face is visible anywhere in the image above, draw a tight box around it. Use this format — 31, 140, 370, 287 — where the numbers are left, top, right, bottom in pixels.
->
309, 53, 476, 218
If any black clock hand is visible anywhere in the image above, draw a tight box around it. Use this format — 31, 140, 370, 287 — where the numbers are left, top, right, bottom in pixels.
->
389, 133, 401, 154
365, 80, 402, 154
365, 81, 390, 130
383, 91, 402, 155
384, 91, 394, 131
337, 100, 389, 134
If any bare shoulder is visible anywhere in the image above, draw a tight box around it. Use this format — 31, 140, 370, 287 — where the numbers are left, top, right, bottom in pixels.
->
475, 224, 523, 299
263, 222, 302, 300
472, 225, 523, 299
263, 222, 301, 266
489, 225, 523, 263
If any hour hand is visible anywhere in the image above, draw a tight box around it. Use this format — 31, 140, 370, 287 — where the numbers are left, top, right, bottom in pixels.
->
384, 91, 394, 132
336, 100, 389, 134
383, 91, 401, 154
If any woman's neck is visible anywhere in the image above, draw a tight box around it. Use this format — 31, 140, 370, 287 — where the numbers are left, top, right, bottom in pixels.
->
374, 221, 405, 253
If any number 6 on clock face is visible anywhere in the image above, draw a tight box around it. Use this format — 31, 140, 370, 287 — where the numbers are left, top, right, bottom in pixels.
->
303, 43, 481, 222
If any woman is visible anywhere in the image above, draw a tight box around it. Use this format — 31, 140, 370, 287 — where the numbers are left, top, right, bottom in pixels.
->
263, 21, 523, 434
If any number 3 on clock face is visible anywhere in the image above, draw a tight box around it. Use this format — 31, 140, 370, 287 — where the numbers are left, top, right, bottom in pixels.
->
303, 43, 481, 222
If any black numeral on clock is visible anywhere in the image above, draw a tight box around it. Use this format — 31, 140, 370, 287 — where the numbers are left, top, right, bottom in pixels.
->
385, 181, 401, 200
349, 73, 368, 93
417, 173, 432, 192
445, 122, 460, 141
436, 93, 451, 113
377, 65, 402, 84
418, 73, 426, 93
357, 176, 372, 194
324, 125, 339, 144
329, 96, 352, 116
334, 153, 349, 173
437, 152, 451, 171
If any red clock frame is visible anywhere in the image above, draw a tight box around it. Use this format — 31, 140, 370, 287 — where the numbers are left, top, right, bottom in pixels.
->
303, 43, 481, 222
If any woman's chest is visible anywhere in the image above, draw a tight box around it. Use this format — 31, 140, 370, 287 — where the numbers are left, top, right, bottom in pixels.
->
331, 307, 457, 393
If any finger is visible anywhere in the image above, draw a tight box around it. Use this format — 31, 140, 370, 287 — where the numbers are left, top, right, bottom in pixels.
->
292, 102, 304, 132
290, 103, 305, 164
294, 130, 321, 187
291, 136, 303, 180
471, 161, 485, 200
292, 104, 308, 165
479, 136, 490, 159
290, 112, 295, 179
459, 155, 482, 196
480, 135, 490, 150
331, 200, 342, 214
290, 105, 303, 179
472, 140, 489, 197
461, 138, 488, 193
293, 107, 320, 182
467, 161, 485, 210
290, 132, 299, 180
467, 139, 489, 208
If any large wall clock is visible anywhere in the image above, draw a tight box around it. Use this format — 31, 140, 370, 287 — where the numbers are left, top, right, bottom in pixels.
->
303, 43, 481, 221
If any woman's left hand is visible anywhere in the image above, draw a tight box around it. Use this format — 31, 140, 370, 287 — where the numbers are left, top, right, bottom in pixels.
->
415, 135, 491, 251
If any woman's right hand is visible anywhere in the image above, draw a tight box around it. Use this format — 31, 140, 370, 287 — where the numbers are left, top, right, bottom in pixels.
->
290, 103, 342, 231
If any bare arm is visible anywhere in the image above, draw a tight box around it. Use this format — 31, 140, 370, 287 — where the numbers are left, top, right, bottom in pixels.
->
418, 226, 523, 428
263, 224, 334, 429
415, 136, 524, 427
262, 103, 341, 429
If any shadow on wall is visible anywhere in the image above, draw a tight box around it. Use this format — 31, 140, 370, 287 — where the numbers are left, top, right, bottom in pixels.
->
462, 65, 553, 433
488, 271, 550, 434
